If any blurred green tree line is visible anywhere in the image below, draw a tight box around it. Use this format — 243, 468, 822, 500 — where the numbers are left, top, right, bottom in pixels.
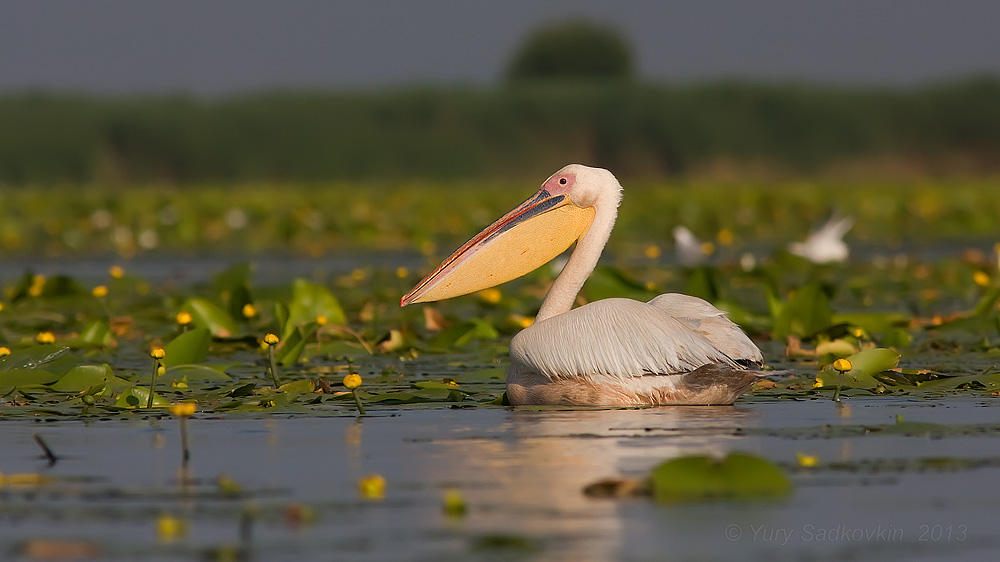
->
1, 77, 999, 184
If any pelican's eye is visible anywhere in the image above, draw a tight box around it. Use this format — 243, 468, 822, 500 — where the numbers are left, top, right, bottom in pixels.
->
559, 177, 567, 185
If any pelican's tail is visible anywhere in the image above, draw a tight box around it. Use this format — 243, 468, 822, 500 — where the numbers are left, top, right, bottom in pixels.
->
672, 363, 766, 405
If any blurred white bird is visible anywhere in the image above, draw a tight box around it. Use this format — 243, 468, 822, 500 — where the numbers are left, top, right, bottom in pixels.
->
672, 226, 711, 267
788, 215, 854, 264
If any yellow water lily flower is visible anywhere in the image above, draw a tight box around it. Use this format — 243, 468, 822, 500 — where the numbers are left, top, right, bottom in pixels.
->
358, 474, 386, 499
169, 403, 196, 417
833, 358, 853, 372
796, 452, 819, 468
343, 373, 362, 390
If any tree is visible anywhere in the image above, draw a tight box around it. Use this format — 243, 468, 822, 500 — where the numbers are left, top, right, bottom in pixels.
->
505, 20, 635, 83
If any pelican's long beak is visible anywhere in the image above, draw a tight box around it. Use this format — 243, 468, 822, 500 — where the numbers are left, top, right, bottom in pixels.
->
401, 188, 595, 306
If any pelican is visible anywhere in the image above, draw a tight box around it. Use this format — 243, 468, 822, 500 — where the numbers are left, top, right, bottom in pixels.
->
401, 164, 764, 406
788, 214, 854, 264
672, 225, 710, 268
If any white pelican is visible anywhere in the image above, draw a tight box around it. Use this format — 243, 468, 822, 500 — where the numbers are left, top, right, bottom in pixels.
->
401, 164, 764, 406
672, 225, 710, 268
788, 215, 854, 264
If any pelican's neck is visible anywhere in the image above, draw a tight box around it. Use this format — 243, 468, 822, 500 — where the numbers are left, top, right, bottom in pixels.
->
536, 191, 620, 322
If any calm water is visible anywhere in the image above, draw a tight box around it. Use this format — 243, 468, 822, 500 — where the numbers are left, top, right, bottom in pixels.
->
3, 397, 999, 561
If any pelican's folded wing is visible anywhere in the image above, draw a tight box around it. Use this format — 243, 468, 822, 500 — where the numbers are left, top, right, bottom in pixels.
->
509, 297, 755, 382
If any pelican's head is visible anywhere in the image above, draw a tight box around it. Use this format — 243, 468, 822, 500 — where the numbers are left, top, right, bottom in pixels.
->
401, 164, 620, 306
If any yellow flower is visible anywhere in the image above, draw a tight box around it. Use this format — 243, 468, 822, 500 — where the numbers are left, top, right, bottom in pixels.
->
241, 303, 258, 318
717, 228, 735, 246
973, 270, 990, 287
175, 311, 193, 325
833, 358, 853, 372
700, 241, 716, 255
35, 332, 55, 344
169, 403, 196, 417
358, 474, 386, 499
0, 471, 51, 486
442, 488, 468, 517
150, 347, 166, 359
156, 515, 187, 542
351, 268, 366, 282
92, 285, 108, 298
0, 301, 5, 312
264, 333, 279, 346
316, 315, 328, 325
28, 274, 45, 297
0, 347, 10, 357
796, 452, 819, 468
478, 288, 502, 304
395, 266, 409, 279
109, 265, 125, 279
643, 244, 661, 259
813, 377, 824, 388
510, 314, 534, 329
343, 373, 362, 390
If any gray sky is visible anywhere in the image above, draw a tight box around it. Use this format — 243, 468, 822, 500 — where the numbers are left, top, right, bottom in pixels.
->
2, 0, 999, 95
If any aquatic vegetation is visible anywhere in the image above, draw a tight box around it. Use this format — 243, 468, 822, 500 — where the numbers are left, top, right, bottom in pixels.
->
0, 179, 997, 414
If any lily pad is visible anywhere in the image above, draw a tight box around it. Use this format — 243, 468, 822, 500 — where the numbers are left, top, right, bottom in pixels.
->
181, 298, 240, 339
282, 279, 347, 341
648, 452, 793, 503
163, 328, 212, 367
49, 364, 115, 392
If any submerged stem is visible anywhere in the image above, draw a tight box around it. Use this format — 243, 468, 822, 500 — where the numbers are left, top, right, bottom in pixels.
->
179, 417, 190, 466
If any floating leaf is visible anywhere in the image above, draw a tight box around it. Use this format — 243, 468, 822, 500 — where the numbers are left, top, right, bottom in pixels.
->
0, 368, 59, 392
278, 379, 316, 394
0, 346, 71, 372
282, 279, 347, 341
163, 328, 212, 367
818, 348, 900, 389
162, 364, 232, 385
114, 386, 170, 409
67, 320, 116, 348
276, 322, 320, 366
648, 453, 792, 503
181, 298, 240, 339
50, 364, 114, 392
773, 283, 832, 340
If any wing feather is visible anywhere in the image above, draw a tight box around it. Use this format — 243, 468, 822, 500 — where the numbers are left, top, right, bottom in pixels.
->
509, 296, 761, 382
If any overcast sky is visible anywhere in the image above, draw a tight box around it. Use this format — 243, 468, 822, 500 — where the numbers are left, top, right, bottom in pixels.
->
2, 0, 999, 95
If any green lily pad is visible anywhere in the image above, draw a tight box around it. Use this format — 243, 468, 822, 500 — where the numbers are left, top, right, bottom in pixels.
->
163, 328, 212, 367
0, 368, 59, 392
66, 320, 116, 348
114, 386, 171, 409
773, 283, 832, 340
181, 298, 240, 339
50, 364, 115, 392
648, 452, 793, 503
819, 348, 901, 389
0, 346, 72, 372
282, 279, 347, 341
